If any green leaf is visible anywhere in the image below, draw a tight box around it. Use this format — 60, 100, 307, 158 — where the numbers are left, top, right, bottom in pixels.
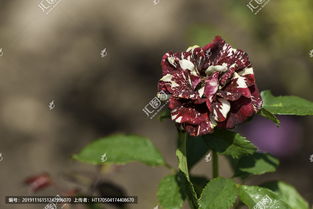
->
261, 181, 309, 209
176, 131, 199, 209
261, 90, 313, 115
187, 136, 210, 170
190, 176, 209, 198
158, 108, 171, 121
176, 149, 189, 178
234, 152, 279, 177
73, 134, 166, 166
198, 177, 238, 209
176, 151, 198, 208
157, 174, 185, 209
258, 108, 281, 126
239, 185, 292, 209
203, 129, 257, 159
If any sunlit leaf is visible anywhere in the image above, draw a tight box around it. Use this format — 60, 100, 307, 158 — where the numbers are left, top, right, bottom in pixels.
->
239, 185, 291, 209
261, 181, 309, 209
157, 174, 185, 209
258, 108, 280, 126
234, 152, 279, 177
198, 177, 238, 209
204, 129, 257, 159
73, 134, 166, 166
261, 90, 313, 115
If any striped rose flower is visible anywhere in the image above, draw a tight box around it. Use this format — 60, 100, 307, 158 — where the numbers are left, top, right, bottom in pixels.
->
158, 36, 262, 136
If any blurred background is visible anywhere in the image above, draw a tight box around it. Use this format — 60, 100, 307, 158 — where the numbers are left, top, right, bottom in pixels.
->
0, 0, 313, 208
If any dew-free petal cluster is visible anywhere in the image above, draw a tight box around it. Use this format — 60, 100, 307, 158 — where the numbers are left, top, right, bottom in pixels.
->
158, 36, 262, 136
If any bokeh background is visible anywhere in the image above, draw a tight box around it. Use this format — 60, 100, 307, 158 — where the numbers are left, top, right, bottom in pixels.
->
0, 0, 313, 208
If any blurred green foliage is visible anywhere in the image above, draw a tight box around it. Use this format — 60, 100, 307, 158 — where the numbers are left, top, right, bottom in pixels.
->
186, 0, 313, 98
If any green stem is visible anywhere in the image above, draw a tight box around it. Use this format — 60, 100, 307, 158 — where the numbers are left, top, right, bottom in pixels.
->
165, 162, 176, 173
177, 130, 187, 153
212, 150, 219, 178
177, 130, 198, 209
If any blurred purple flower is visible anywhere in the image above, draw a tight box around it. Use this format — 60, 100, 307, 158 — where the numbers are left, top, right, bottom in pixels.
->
241, 116, 303, 157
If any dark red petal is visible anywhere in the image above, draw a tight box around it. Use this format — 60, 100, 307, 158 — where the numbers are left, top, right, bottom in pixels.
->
219, 97, 256, 129
159, 36, 262, 136
237, 67, 255, 87
204, 72, 219, 102
217, 90, 242, 101
184, 120, 214, 136
203, 72, 220, 111
220, 73, 251, 101
161, 52, 180, 75
24, 173, 52, 192
249, 85, 263, 111
184, 124, 198, 136
188, 47, 207, 72
169, 98, 208, 125
212, 98, 231, 122
169, 98, 215, 136
202, 36, 251, 83
159, 71, 201, 100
